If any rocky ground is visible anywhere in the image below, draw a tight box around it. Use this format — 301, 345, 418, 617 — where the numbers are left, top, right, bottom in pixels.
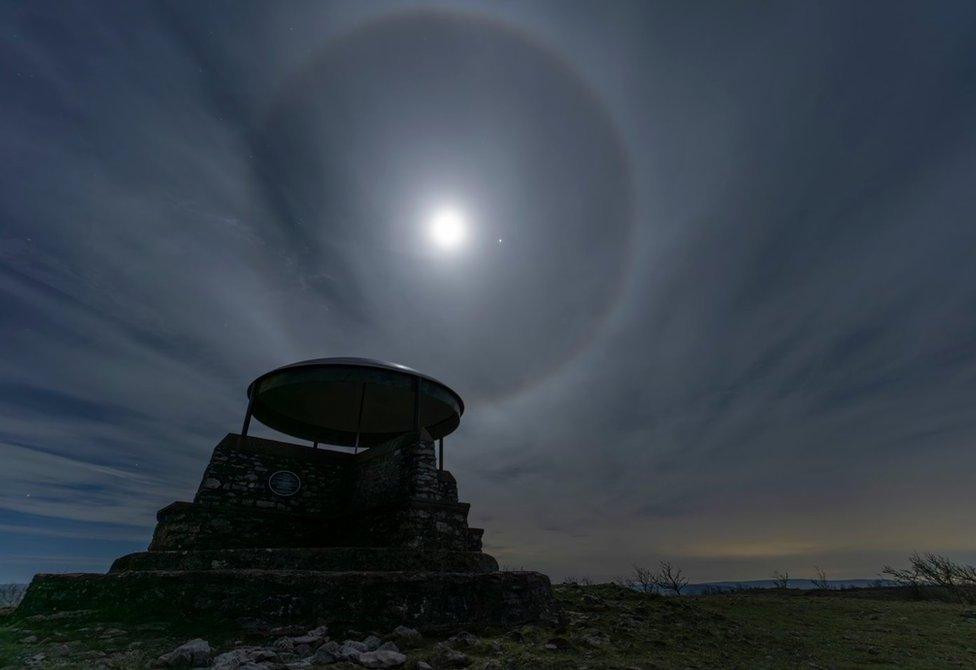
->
2, 583, 976, 669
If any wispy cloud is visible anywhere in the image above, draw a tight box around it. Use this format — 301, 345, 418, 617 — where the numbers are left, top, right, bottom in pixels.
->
1, 0, 975, 583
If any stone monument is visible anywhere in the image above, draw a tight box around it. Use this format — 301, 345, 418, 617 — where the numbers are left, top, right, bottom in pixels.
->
17, 358, 556, 629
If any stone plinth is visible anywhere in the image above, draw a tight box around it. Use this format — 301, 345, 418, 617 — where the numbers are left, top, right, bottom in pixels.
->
16, 570, 556, 630
17, 431, 556, 629
109, 547, 498, 573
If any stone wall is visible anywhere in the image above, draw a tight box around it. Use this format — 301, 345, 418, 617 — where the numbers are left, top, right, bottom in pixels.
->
193, 432, 456, 518
351, 434, 446, 509
194, 435, 354, 517
149, 431, 481, 552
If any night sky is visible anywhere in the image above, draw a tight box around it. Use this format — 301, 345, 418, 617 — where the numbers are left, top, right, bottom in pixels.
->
2, 1, 976, 584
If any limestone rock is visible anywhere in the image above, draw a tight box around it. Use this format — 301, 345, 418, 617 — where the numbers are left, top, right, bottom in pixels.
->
434, 644, 471, 668
305, 625, 329, 642
391, 625, 421, 642
154, 638, 212, 667
543, 637, 573, 651
210, 647, 276, 670
338, 641, 368, 662
356, 649, 407, 668
312, 641, 341, 664
447, 632, 478, 649
211, 648, 251, 669
580, 632, 609, 648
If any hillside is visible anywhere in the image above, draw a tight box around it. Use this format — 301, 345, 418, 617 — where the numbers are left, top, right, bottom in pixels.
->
2, 583, 975, 668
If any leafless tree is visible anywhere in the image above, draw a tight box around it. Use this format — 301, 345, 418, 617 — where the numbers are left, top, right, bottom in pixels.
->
629, 564, 656, 593
629, 561, 689, 595
772, 570, 790, 589
653, 561, 689, 595
811, 566, 829, 590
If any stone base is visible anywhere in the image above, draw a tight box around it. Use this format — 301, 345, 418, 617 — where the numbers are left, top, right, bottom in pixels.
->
110, 547, 499, 573
17, 570, 556, 631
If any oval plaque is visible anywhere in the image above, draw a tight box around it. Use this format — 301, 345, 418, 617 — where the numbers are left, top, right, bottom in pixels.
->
268, 470, 301, 496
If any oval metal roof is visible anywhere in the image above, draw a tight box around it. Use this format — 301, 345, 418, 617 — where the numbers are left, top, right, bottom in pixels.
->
246, 357, 464, 447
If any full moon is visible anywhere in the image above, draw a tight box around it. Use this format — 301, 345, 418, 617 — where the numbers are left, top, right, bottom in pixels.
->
427, 207, 467, 251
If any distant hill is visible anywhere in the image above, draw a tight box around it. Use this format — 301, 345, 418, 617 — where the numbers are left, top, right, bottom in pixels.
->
681, 579, 896, 594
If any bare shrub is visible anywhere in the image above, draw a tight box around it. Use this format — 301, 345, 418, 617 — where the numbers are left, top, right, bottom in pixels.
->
631, 561, 688, 595
772, 570, 790, 589
883, 552, 976, 604
628, 564, 656, 593
811, 566, 829, 590
655, 561, 689, 595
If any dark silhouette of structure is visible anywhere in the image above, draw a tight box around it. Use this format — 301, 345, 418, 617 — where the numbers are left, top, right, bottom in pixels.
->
17, 358, 556, 628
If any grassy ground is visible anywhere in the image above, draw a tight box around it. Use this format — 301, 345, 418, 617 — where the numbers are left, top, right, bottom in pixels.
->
2, 583, 975, 668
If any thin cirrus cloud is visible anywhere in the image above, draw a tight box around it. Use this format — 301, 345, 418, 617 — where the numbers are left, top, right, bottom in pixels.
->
1, 0, 975, 583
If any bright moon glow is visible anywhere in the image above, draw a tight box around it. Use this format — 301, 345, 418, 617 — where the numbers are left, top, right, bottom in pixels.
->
427, 207, 467, 251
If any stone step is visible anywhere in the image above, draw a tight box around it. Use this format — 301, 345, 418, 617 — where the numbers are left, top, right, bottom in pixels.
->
17, 570, 557, 631
110, 547, 498, 573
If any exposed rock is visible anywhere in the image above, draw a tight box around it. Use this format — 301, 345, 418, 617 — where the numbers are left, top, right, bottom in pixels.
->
391, 625, 421, 642
306, 625, 330, 641
544, 637, 573, 651
447, 632, 478, 649
312, 641, 341, 664
356, 649, 407, 668
581, 594, 607, 610
416, 663, 433, 670
377, 641, 399, 652
76, 650, 108, 661
235, 618, 269, 632
434, 644, 471, 668
213, 646, 278, 670
338, 641, 368, 662
362, 635, 383, 651
212, 648, 251, 670
153, 638, 212, 667
580, 632, 609, 648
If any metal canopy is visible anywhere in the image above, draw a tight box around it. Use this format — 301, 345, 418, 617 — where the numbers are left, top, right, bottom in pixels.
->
243, 357, 464, 449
